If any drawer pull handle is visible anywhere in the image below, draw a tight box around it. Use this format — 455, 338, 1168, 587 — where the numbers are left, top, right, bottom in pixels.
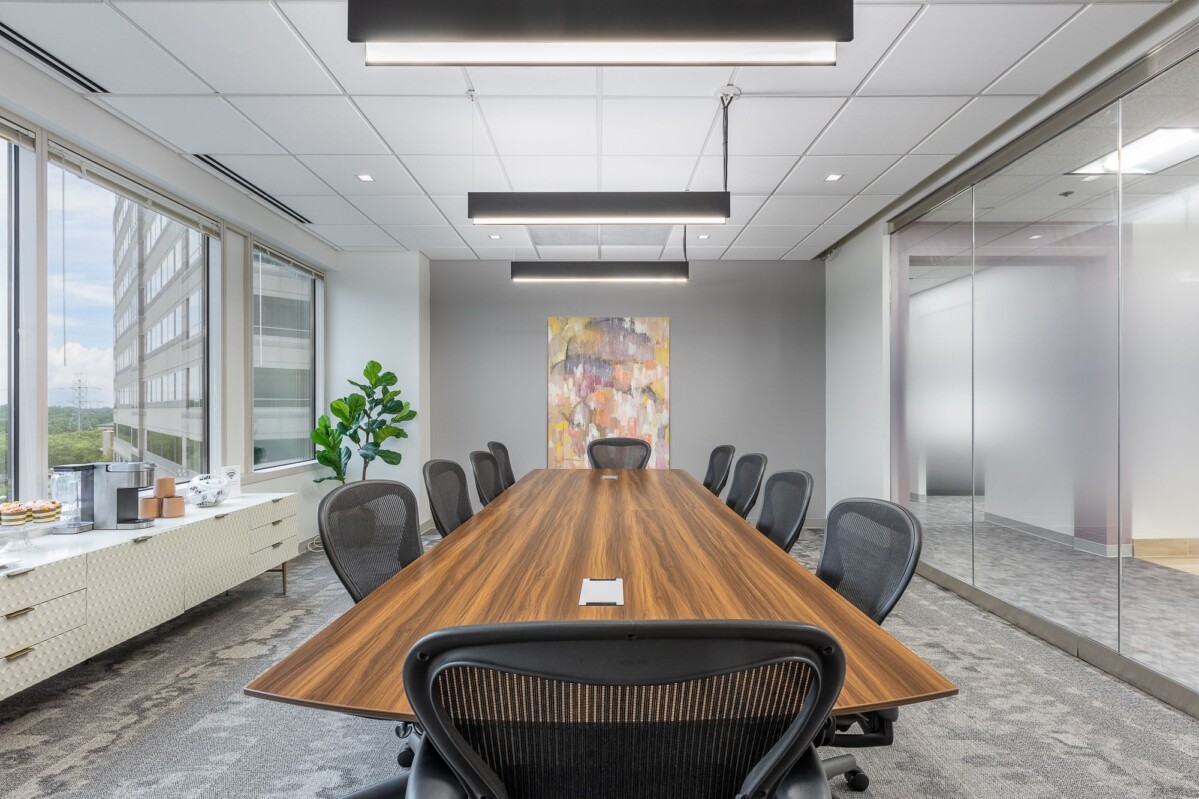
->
271, 497, 284, 503
215, 513, 230, 520
271, 541, 283, 549
5, 646, 34, 661
271, 519, 283, 526
133, 535, 152, 543
5, 567, 34, 578
4, 607, 34, 620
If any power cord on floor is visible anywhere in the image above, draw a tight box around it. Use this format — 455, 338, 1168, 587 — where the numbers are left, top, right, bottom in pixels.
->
306, 537, 324, 553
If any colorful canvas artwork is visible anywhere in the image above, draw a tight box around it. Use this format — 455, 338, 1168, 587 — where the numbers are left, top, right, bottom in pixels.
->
548, 317, 670, 469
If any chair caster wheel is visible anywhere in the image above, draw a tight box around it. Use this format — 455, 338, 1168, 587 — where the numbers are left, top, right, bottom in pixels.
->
395, 722, 414, 739
397, 746, 415, 768
845, 769, 870, 792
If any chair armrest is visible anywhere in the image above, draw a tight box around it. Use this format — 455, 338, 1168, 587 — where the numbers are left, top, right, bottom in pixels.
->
407, 742, 468, 799
774, 745, 832, 799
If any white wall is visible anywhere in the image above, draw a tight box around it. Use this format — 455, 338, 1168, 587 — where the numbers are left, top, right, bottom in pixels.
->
825, 222, 891, 510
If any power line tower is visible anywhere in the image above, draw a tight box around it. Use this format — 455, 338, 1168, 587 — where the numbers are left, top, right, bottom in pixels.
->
68, 374, 101, 431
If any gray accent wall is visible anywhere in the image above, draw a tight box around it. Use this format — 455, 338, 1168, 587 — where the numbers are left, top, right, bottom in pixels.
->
429, 260, 827, 521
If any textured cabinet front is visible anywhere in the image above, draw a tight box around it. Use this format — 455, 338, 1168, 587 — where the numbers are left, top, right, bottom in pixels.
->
1, 556, 87, 614
251, 536, 296, 575
0, 627, 88, 700
0, 589, 87, 657
184, 513, 252, 608
86, 533, 186, 656
249, 515, 297, 553
247, 495, 299, 530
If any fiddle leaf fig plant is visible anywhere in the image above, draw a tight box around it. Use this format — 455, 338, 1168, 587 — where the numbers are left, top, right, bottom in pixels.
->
311, 360, 418, 484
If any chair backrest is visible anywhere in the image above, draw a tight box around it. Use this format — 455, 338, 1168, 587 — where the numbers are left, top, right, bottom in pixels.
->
817, 498, 923, 624
317, 480, 422, 603
487, 440, 517, 489
469, 450, 505, 507
756, 470, 814, 554
423, 459, 474, 538
587, 437, 652, 469
404, 620, 845, 799
702, 444, 736, 496
725, 453, 768, 519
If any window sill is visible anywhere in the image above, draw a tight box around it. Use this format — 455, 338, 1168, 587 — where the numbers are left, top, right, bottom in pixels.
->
243, 460, 320, 485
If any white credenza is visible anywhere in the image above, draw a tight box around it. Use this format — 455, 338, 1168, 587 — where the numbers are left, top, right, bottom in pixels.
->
0, 492, 299, 701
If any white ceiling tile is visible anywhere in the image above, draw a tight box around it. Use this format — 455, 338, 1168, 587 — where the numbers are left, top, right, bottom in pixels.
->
534, 246, 601, 260
988, 3, 1166, 95
776, 155, 900, 195
99, 96, 283, 154
824, 194, 900, 227
276, 195, 369, 225
691, 156, 797, 194
723, 247, 789, 261
674, 225, 742, 247
357, 96, 487, 155
664, 244, 723, 260
455, 226, 533, 248
482, 98, 597, 155
209, 155, 332, 195
799, 224, 861, 252
308, 224, 399, 248
467, 67, 597, 95
383, 225, 468, 249
601, 157, 697, 191
710, 98, 845, 156
786, 245, 826, 262
471, 246, 539, 260
228, 97, 387, 155
298, 155, 424, 195
0, 2, 210, 93
432, 196, 469, 225
115, 1, 338, 94
751, 195, 848, 226
860, 4, 1080, 95
347, 196, 448, 226
914, 96, 1036, 155
601, 246, 667, 260
736, 5, 921, 95
502, 156, 598, 191
729, 196, 769, 226
602, 99, 715, 156
810, 97, 968, 156
864, 153, 957, 195
418, 247, 479, 260
734, 226, 818, 248
602, 67, 735, 96
279, 1, 466, 95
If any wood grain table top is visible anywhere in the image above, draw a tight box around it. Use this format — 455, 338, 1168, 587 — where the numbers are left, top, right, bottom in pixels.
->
245, 469, 957, 719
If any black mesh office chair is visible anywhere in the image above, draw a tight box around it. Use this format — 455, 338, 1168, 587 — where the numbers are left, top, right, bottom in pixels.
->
422, 460, 474, 538
403, 620, 845, 799
702, 444, 735, 496
587, 437, 652, 469
317, 481, 422, 603
756, 470, 814, 554
725, 453, 768, 519
815, 497, 923, 792
469, 450, 505, 507
486, 441, 517, 489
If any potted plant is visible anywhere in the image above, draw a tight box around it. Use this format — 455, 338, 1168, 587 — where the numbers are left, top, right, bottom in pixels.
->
311, 360, 418, 484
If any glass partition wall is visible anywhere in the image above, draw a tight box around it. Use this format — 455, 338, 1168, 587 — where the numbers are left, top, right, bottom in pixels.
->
894, 48, 1199, 694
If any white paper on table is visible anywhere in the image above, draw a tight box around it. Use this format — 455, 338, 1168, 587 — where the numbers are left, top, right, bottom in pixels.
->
579, 577, 624, 606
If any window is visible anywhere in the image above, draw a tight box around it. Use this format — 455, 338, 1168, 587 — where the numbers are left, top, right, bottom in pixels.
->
47, 164, 211, 479
251, 246, 319, 470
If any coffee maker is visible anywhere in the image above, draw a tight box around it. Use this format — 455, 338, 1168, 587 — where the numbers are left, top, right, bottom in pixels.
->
50, 462, 156, 533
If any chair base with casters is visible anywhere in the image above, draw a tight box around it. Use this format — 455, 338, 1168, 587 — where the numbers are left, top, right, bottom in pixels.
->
817, 707, 899, 792
339, 725, 426, 799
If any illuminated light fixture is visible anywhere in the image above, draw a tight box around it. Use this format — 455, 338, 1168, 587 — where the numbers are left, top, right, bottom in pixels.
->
469, 191, 730, 225
489, 234, 502, 240
1072, 128, 1199, 175
698, 234, 711, 240
824, 173, 843, 182
512, 261, 688, 283
350, 0, 851, 66
1028, 234, 1043, 240
356, 174, 375, 182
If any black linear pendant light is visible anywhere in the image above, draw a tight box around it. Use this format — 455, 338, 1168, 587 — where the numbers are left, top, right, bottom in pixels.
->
512, 261, 689, 283
349, 0, 853, 66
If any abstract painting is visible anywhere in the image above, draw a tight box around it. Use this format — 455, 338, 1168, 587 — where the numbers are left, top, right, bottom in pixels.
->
548, 317, 670, 469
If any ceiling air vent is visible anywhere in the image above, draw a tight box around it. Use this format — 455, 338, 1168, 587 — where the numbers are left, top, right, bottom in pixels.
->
0, 22, 108, 93
194, 155, 312, 225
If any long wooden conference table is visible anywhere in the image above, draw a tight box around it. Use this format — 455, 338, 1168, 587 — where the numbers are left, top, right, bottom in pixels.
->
247, 468, 956, 719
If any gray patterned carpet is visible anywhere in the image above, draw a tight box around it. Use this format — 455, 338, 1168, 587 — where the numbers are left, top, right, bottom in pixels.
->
2, 532, 1199, 799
